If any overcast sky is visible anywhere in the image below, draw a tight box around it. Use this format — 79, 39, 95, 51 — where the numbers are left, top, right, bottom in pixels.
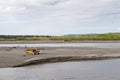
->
0, 0, 120, 35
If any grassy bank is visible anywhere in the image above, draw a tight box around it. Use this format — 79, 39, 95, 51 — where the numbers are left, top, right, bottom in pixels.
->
0, 33, 120, 41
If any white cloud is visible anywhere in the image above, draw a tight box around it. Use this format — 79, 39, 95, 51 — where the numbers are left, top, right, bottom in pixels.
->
0, 6, 26, 14
0, 0, 120, 35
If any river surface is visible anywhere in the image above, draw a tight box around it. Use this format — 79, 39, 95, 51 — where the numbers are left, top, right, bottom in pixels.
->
0, 59, 120, 80
0, 43, 120, 48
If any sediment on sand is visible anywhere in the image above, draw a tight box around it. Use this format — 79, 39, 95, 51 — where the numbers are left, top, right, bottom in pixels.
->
14, 56, 120, 67
0, 46, 120, 68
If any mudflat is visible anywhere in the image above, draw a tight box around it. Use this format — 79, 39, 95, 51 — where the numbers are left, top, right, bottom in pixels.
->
0, 46, 120, 68
0, 40, 120, 44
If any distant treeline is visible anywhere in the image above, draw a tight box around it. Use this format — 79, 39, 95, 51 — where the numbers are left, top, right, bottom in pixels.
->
0, 33, 120, 41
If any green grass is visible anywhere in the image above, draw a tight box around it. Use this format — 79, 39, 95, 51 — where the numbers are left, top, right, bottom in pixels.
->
0, 33, 120, 41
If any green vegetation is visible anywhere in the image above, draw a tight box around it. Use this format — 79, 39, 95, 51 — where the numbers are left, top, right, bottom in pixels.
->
0, 33, 120, 41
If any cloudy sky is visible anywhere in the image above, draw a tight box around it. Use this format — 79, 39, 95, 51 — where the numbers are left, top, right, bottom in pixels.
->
0, 0, 120, 35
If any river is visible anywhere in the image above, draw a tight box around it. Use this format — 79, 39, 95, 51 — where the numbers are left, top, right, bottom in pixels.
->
0, 43, 120, 48
0, 59, 120, 80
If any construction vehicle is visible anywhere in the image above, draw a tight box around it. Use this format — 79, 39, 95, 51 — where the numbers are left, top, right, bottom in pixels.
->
25, 49, 40, 55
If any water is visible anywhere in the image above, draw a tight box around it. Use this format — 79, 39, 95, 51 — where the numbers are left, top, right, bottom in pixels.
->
0, 59, 120, 80
0, 43, 120, 48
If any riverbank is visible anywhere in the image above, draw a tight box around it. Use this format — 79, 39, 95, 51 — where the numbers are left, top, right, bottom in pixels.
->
0, 46, 120, 68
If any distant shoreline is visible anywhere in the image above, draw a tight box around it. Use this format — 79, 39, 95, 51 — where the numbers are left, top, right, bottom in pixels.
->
0, 33, 120, 41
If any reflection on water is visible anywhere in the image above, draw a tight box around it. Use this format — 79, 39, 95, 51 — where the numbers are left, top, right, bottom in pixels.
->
0, 43, 120, 48
0, 59, 120, 80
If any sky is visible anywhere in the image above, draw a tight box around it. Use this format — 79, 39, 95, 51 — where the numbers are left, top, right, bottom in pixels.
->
0, 0, 120, 35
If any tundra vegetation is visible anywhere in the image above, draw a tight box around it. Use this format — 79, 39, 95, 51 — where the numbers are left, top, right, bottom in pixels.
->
0, 33, 120, 41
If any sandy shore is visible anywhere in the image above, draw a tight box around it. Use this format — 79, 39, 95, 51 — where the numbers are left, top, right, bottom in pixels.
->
0, 46, 120, 68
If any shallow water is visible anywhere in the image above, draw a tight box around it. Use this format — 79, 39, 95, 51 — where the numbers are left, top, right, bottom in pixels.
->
0, 59, 120, 80
0, 43, 120, 48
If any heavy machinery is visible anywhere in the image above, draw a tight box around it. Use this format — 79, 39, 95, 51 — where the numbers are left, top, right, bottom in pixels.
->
25, 49, 40, 55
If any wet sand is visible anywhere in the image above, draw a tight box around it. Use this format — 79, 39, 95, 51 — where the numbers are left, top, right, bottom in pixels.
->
0, 46, 120, 68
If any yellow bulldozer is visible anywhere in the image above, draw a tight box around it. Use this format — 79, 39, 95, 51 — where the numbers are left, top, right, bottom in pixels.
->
25, 49, 40, 55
